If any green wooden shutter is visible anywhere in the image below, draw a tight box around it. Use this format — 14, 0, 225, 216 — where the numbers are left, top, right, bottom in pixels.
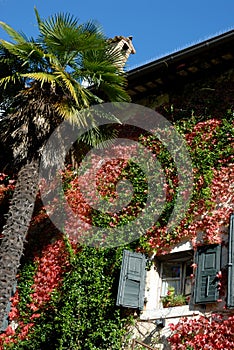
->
195, 244, 221, 303
227, 213, 234, 308
116, 250, 146, 310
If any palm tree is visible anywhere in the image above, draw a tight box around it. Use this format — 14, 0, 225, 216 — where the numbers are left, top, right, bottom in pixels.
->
0, 47, 25, 118
0, 8, 131, 328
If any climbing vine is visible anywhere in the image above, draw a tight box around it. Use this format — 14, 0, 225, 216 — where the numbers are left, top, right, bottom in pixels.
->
139, 112, 234, 252
62, 112, 234, 252
0, 224, 132, 349
0, 110, 233, 348
169, 314, 234, 349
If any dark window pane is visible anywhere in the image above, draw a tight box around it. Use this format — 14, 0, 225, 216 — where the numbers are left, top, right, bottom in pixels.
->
162, 263, 181, 278
186, 262, 193, 277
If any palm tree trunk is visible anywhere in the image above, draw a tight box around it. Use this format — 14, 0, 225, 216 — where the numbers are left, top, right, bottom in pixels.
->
0, 160, 39, 329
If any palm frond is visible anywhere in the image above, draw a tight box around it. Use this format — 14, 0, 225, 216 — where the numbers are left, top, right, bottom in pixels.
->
20, 72, 57, 88
36, 11, 106, 65
0, 40, 41, 67
81, 47, 125, 78
54, 102, 89, 126
79, 46, 130, 103
39, 12, 80, 34
80, 20, 104, 37
37, 12, 79, 50
0, 8, 131, 168
34, 7, 42, 26
54, 70, 80, 104
0, 21, 27, 44
99, 81, 130, 102
0, 74, 22, 89
77, 126, 119, 148
0, 40, 19, 56
74, 108, 121, 147
106, 44, 129, 67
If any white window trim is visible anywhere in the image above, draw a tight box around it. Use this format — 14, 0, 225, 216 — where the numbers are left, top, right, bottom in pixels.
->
140, 304, 201, 321
141, 241, 195, 320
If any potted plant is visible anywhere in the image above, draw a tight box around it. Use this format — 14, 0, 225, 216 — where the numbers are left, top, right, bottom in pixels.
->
161, 287, 186, 308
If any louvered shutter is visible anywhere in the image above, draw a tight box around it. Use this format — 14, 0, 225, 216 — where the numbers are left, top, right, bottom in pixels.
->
195, 244, 221, 303
116, 250, 146, 310
227, 214, 234, 308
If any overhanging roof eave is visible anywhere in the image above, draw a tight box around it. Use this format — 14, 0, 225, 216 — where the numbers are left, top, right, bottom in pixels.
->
127, 29, 234, 81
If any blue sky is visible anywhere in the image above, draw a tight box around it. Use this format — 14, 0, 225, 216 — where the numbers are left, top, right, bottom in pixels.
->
0, 0, 233, 70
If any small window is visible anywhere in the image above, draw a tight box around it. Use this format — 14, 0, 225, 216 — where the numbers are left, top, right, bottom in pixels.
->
158, 250, 193, 307
161, 260, 193, 297
161, 262, 181, 296
122, 43, 129, 51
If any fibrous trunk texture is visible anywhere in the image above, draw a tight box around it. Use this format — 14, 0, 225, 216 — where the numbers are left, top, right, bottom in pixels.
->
0, 160, 39, 329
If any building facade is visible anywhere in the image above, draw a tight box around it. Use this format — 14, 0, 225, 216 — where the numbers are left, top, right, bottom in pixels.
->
117, 30, 234, 349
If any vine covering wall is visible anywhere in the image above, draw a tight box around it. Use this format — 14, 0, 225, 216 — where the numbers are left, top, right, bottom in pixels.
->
0, 107, 233, 348
136, 65, 234, 349
0, 65, 233, 348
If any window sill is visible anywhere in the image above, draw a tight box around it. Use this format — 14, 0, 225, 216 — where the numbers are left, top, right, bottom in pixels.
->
140, 304, 200, 321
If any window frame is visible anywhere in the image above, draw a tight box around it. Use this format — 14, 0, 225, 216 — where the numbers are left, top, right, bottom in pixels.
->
157, 250, 194, 301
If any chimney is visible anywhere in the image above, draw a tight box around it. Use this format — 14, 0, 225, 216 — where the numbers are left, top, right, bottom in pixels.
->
107, 36, 136, 69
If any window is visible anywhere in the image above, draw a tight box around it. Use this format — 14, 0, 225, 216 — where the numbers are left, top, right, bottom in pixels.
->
116, 214, 234, 314
161, 260, 193, 297
158, 250, 193, 305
